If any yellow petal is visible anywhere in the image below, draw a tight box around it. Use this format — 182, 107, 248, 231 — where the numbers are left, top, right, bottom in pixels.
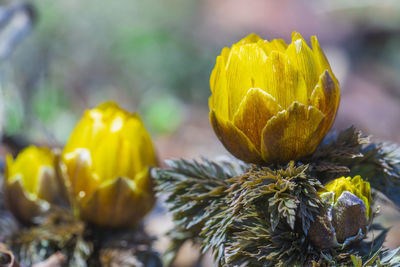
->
225, 44, 269, 118
209, 55, 229, 119
79, 171, 155, 228
238, 33, 263, 44
96, 101, 122, 112
311, 35, 339, 85
118, 115, 158, 177
263, 51, 309, 108
210, 110, 263, 163
6, 146, 54, 195
133, 167, 155, 200
258, 39, 288, 56
310, 70, 340, 135
35, 151, 72, 209
63, 148, 100, 198
63, 110, 105, 154
268, 39, 288, 51
220, 47, 231, 64
286, 32, 318, 95
352, 175, 371, 218
87, 112, 157, 183
91, 125, 122, 183
64, 101, 128, 156
36, 167, 58, 202
233, 88, 282, 150
261, 102, 325, 163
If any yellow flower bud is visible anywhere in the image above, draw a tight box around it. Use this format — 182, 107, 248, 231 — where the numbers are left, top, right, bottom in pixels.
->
4, 146, 69, 223
209, 32, 340, 164
321, 175, 371, 219
62, 102, 157, 228
309, 176, 371, 248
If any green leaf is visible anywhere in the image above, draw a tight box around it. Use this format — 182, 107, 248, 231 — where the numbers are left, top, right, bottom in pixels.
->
351, 255, 363, 267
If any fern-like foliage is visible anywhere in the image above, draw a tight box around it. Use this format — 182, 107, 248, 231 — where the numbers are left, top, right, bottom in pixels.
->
152, 157, 249, 266
7, 210, 162, 267
310, 126, 400, 206
309, 126, 370, 182
153, 127, 400, 267
9, 211, 91, 267
199, 163, 324, 266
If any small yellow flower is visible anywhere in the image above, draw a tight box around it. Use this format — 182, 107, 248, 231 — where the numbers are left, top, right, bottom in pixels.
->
62, 102, 157, 228
4, 146, 69, 223
309, 176, 371, 248
321, 175, 371, 218
209, 32, 340, 164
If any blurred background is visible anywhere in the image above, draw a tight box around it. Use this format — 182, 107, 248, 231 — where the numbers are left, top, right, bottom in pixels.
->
1, 0, 400, 265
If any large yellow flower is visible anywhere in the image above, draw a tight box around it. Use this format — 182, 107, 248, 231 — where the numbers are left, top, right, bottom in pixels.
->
62, 102, 157, 228
4, 146, 69, 223
209, 32, 340, 164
